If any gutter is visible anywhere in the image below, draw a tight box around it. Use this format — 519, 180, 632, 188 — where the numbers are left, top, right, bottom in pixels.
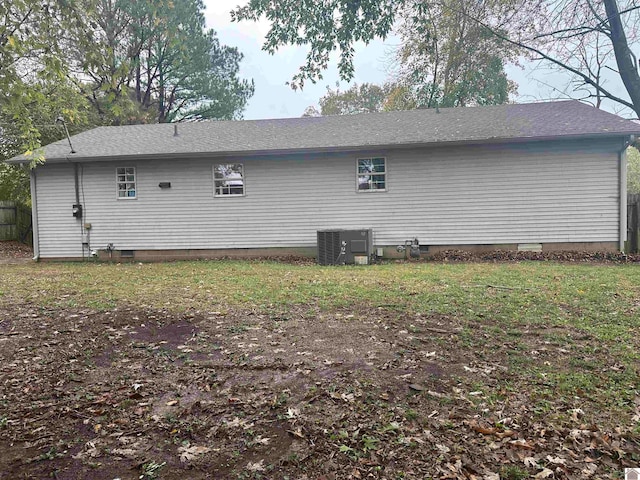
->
29, 167, 40, 260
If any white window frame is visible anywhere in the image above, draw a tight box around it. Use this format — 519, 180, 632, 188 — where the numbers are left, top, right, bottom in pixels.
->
213, 163, 245, 197
356, 157, 387, 192
116, 167, 137, 200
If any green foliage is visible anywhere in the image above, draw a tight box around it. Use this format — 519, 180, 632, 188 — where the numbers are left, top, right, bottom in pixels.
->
628, 146, 640, 194
241, 0, 517, 111
0, 79, 95, 201
388, 0, 518, 109
499, 465, 528, 480
232, 0, 397, 89
139, 461, 166, 479
318, 83, 394, 115
0, 0, 253, 204
232, 0, 524, 94
0, 164, 29, 203
233, 0, 639, 117
74, 0, 254, 124
310, 67, 512, 117
0, 1, 88, 152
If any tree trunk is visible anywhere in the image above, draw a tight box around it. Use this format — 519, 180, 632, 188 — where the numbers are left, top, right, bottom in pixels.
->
135, 56, 141, 103
604, 0, 640, 118
158, 65, 165, 123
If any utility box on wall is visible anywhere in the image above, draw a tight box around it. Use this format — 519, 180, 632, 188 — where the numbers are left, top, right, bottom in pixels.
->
317, 229, 373, 265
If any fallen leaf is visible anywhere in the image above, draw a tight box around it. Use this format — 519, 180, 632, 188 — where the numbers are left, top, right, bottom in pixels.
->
287, 427, 305, 439
341, 393, 355, 402
534, 468, 554, 479
253, 436, 271, 445
509, 439, 535, 450
545, 455, 566, 465
569, 408, 584, 421
111, 448, 138, 458
246, 460, 265, 472
166, 400, 178, 406
471, 422, 497, 435
286, 407, 300, 419
435, 443, 450, 454
178, 444, 211, 463
225, 417, 253, 429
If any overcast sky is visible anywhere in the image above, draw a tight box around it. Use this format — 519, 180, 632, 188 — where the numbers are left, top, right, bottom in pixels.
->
203, 0, 395, 120
203, 0, 632, 120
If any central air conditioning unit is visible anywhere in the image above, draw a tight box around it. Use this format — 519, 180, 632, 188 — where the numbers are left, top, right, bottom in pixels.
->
317, 229, 373, 265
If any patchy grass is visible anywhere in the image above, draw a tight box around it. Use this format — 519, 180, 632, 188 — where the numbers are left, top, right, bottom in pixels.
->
0, 260, 639, 479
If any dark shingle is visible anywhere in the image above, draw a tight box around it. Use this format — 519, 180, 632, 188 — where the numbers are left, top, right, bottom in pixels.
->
8, 100, 640, 163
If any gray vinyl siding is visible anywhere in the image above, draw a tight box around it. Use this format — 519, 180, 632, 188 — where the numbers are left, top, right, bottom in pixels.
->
33, 139, 621, 257
34, 164, 84, 258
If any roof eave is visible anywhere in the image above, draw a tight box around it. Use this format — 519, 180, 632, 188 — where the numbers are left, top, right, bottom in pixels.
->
7, 131, 639, 165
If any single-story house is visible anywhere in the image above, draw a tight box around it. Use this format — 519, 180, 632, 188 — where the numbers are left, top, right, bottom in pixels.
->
7, 100, 640, 261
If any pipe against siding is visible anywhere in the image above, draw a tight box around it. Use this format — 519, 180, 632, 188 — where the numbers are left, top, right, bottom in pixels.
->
620, 147, 627, 252
30, 169, 40, 260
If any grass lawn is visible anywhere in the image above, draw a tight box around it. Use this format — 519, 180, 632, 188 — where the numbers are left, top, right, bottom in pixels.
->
0, 259, 639, 479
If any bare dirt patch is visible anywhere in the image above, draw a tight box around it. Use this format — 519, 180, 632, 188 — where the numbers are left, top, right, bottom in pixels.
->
0, 303, 638, 479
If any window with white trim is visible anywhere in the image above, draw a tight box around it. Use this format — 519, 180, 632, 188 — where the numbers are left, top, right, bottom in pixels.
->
357, 157, 386, 191
116, 167, 137, 199
214, 164, 244, 196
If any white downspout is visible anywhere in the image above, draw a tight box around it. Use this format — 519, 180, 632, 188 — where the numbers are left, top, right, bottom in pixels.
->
620, 145, 628, 252
29, 168, 40, 260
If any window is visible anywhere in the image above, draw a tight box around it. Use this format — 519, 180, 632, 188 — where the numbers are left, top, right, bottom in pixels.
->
117, 167, 136, 199
214, 164, 244, 196
357, 157, 386, 191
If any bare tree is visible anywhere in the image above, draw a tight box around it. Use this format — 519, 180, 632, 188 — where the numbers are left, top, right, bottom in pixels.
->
471, 0, 640, 117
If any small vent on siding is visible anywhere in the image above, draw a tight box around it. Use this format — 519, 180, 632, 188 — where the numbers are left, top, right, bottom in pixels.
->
517, 243, 542, 252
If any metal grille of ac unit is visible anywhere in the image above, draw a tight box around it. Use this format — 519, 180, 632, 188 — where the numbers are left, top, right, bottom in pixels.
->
317, 230, 342, 265
317, 229, 372, 265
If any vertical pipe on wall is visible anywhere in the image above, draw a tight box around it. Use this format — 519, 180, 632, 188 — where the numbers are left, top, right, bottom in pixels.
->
74, 162, 80, 207
29, 168, 40, 260
620, 146, 628, 252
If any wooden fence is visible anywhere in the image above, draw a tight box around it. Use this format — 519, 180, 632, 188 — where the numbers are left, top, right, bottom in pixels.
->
628, 194, 640, 253
0, 201, 32, 246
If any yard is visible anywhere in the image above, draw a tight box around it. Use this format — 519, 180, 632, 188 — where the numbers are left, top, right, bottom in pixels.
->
0, 258, 639, 479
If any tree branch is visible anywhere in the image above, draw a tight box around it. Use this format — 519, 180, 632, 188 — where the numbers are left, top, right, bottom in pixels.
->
532, 24, 606, 41
470, 16, 636, 111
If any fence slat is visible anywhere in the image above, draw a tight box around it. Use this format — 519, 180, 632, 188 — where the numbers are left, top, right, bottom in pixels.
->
17, 203, 33, 246
0, 201, 32, 245
0, 201, 17, 241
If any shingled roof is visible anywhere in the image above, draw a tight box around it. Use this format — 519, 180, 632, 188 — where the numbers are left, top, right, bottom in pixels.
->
8, 100, 640, 164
